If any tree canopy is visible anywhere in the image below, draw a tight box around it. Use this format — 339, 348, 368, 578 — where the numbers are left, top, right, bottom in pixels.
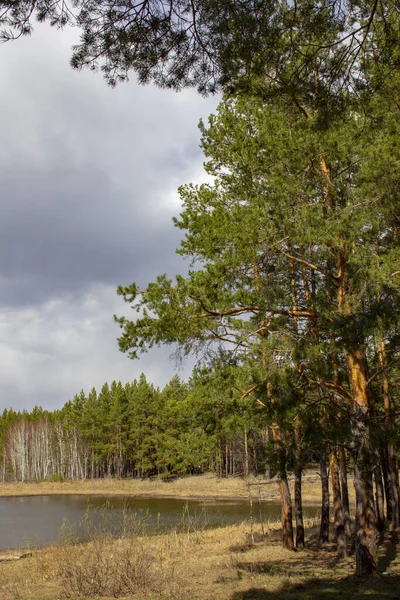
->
1, 0, 399, 100
116, 92, 399, 371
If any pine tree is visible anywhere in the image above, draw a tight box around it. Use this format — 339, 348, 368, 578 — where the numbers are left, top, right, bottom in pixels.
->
116, 93, 400, 573
1, 0, 399, 110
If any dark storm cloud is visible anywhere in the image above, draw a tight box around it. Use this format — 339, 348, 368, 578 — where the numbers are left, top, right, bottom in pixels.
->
0, 158, 185, 306
0, 24, 218, 309
0, 22, 219, 411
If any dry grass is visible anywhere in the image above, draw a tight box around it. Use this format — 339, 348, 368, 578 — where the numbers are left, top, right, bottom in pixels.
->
56, 534, 180, 598
0, 473, 368, 600
0, 473, 249, 501
0, 518, 304, 600
0, 470, 355, 505
2, 510, 399, 600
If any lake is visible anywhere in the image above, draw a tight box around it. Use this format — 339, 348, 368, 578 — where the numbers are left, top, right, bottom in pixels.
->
0, 495, 319, 550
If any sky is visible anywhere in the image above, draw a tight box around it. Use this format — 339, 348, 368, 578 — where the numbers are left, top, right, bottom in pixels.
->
0, 22, 219, 412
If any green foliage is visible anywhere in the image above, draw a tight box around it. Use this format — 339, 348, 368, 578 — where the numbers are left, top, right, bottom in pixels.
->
1, 0, 399, 111
117, 91, 399, 381
115, 80, 399, 508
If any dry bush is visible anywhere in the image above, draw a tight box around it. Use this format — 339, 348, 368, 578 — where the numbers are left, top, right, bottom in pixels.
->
55, 506, 182, 599
57, 536, 170, 598
179, 502, 211, 544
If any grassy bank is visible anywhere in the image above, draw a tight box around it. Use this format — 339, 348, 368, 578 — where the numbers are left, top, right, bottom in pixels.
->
1, 516, 399, 600
0, 471, 354, 504
3, 473, 380, 600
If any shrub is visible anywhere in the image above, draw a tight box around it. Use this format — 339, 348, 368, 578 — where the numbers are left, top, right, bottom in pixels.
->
55, 507, 181, 598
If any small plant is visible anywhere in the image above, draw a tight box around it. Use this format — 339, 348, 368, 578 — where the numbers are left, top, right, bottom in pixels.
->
180, 502, 210, 543
48, 473, 65, 483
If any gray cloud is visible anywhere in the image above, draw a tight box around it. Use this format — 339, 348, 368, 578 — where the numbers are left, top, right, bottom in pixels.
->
0, 22, 219, 411
0, 285, 195, 411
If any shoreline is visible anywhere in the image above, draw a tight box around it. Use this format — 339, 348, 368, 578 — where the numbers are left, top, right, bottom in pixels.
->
0, 491, 321, 505
0, 472, 353, 505
0, 491, 323, 506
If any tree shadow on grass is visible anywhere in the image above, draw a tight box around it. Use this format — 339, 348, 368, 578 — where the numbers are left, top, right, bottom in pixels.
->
229, 531, 400, 600
231, 574, 400, 600
233, 554, 339, 578
378, 531, 400, 574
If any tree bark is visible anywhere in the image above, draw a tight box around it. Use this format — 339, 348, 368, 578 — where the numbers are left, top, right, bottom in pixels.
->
337, 250, 377, 576
330, 447, 347, 557
278, 467, 294, 550
244, 428, 249, 477
339, 445, 351, 539
272, 416, 294, 550
381, 444, 392, 523
294, 426, 305, 548
374, 449, 385, 533
377, 333, 399, 529
348, 348, 377, 576
319, 449, 330, 546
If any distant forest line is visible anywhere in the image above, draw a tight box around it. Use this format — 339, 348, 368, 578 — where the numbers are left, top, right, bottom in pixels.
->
0, 370, 276, 483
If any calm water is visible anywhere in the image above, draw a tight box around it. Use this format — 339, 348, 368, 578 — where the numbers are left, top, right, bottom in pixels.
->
0, 495, 319, 550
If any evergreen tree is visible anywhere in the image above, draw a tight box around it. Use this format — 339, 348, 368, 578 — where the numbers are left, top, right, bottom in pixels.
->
116, 93, 400, 573
125, 374, 162, 477
80, 387, 101, 478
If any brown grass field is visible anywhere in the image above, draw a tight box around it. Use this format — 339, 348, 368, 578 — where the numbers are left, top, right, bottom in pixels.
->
2, 474, 400, 600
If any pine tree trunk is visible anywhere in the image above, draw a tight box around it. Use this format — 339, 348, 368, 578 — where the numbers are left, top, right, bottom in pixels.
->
330, 447, 347, 558
244, 428, 249, 477
294, 427, 304, 548
290, 259, 305, 549
319, 449, 330, 545
279, 471, 294, 550
265, 427, 273, 480
352, 423, 377, 576
387, 446, 400, 529
381, 444, 391, 521
217, 439, 222, 478
349, 367, 377, 575
377, 334, 399, 529
338, 251, 377, 576
272, 418, 294, 550
374, 449, 385, 533
339, 445, 351, 539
